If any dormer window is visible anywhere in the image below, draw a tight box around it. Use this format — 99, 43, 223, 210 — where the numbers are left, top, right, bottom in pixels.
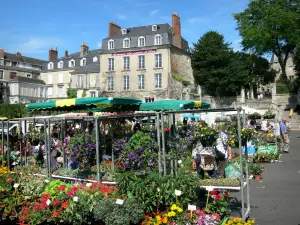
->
69, 59, 75, 68
123, 38, 130, 48
58, 61, 64, 69
93, 56, 98, 62
80, 58, 86, 67
48, 62, 54, 70
152, 25, 157, 31
122, 28, 127, 34
108, 39, 115, 50
154, 34, 162, 45
138, 36, 146, 47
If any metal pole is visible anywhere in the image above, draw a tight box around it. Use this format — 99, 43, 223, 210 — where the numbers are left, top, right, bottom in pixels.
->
60, 119, 65, 168
237, 109, 245, 220
156, 113, 162, 177
43, 119, 49, 177
6, 120, 10, 170
19, 124, 22, 166
161, 113, 166, 176
275, 118, 278, 150
95, 117, 101, 183
64, 118, 67, 168
47, 119, 51, 176
24, 120, 27, 165
1, 120, 4, 166
242, 109, 246, 127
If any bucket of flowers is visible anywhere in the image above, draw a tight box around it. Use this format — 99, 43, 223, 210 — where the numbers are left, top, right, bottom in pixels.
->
241, 128, 257, 146
195, 125, 218, 147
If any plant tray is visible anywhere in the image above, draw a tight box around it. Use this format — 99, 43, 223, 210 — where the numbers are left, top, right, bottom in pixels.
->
200, 182, 246, 191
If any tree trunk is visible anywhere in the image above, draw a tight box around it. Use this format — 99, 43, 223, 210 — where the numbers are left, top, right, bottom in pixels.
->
278, 56, 287, 80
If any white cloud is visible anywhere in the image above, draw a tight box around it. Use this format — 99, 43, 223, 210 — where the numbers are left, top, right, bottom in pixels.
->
116, 13, 127, 20
150, 9, 159, 16
12, 37, 64, 54
188, 18, 201, 23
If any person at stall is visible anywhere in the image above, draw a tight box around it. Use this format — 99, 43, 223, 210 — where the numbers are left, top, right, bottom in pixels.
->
280, 118, 289, 153
215, 131, 232, 179
133, 122, 141, 133
289, 108, 294, 119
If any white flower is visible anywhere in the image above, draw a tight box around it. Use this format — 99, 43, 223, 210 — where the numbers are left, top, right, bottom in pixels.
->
178, 160, 182, 164
44, 179, 50, 183
86, 183, 92, 187
73, 196, 79, 202
46, 199, 51, 205
13, 183, 19, 188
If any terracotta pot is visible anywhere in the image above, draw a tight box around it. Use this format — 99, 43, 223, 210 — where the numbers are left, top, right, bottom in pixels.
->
255, 175, 261, 180
253, 159, 259, 163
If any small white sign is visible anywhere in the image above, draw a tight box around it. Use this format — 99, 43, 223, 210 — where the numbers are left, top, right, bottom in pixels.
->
86, 183, 92, 187
188, 205, 197, 211
73, 196, 79, 202
44, 179, 50, 183
175, 190, 182, 196
205, 187, 214, 192
46, 199, 51, 206
116, 199, 124, 205
13, 183, 19, 188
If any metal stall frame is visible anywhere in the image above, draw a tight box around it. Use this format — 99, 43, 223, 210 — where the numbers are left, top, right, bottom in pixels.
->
161, 107, 250, 220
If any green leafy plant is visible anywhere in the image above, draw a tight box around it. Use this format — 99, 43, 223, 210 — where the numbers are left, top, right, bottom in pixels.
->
201, 178, 240, 187
43, 180, 71, 199
206, 190, 231, 216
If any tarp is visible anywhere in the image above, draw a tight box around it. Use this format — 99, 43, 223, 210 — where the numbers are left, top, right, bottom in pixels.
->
26, 97, 142, 111
139, 100, 210, 111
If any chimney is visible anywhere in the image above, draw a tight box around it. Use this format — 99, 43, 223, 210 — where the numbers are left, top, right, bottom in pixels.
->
16, 51, 21, 56
172, 12, 182, 49
80, 43, 89, 57
65, 50, 69, 58
108, 21, 121, 37
49, 48, 58, 61
0, 48, 4, 58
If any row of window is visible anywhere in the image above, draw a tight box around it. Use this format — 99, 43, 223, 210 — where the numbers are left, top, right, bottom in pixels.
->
48, 57, 98, 70
108, 54, 162, 71
48, 86, 64, 97
107, 73, 162, 91
108, 34, 162, 50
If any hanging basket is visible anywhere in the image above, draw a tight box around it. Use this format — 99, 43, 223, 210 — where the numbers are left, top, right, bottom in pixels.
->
201, 137, 215, 147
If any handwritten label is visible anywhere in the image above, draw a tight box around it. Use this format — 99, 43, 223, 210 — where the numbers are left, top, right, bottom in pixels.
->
188, 205, 197, 211
116, 199, 124, 205
175, 190, 182, 196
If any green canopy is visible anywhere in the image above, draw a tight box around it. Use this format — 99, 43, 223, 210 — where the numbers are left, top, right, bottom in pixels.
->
139, 100, 200, 111
27, 97, 142, 111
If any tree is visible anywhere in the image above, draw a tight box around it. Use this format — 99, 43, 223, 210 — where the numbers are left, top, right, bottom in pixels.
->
67, 88, 77, 98
191, 31, 233, 96
234, 0, 300, 79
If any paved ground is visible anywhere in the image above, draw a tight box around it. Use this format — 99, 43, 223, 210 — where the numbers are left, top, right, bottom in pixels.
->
249, 131, 300, 225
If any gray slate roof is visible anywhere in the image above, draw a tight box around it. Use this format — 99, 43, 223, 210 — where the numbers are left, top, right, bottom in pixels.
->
4, 52, 46, 65
0, 65, 41, 74
70, 63, 100, 74
10, 76, 46, 85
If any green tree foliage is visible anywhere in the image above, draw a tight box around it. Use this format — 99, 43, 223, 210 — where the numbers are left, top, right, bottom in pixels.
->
234, 0, 300, 79
0, 104, 26, 119
67, 88, 77, 98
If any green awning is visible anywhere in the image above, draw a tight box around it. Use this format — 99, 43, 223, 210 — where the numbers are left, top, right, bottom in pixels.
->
139, 100, 197, 111
27, 97, 142, 111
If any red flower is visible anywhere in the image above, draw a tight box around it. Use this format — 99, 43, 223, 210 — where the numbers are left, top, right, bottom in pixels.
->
33, 204, 41, 211
61, 202, 69, 209
67, 191, 73, 197
53, 200, 61, 206
42, 203, 47, 209
52, 211, 59, 218
5, 178, 12, 183
214, 194, 221, 201
26, 201, 31, 206
210, 190, 218, 195
72, 186, 78, 192
58, 185, 65, 191
43, 194, 51, 199
223, 192, 228, 198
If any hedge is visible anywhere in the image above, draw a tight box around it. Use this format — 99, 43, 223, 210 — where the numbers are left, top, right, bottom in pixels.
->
0, 104, 26, 119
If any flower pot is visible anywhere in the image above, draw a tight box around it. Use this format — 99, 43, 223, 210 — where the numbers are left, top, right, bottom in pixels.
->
255, 175, 261, 180
253, 159, 259, 163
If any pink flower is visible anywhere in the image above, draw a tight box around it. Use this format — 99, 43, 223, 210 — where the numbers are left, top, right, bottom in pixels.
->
33, 204, 41, 211
58, 185, 65, 191
72, 186, 78, 192
53, 200, 61, 206
43, 194, 50, 199
67, 191, 73, 197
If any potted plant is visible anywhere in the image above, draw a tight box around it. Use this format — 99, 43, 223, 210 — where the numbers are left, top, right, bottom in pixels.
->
253, 166, 262, 180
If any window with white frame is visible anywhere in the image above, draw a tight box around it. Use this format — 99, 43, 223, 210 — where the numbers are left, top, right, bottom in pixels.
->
57, 86, 63, 97
48, 62, 54, 70
58, 73, 63, 83
48, 74, 53, 84
155, 73, 162, 88
123, 38, 130, 48
154, 34, 162, 45
123, 75, 130, 90
80, 58, 86, 66
155, 54, 162, 68
123, 56, 130, 70
138, 74, 145, 90
27, 74, 32, 78
93, 56, 98, 62
48, 87, 52, 96
108, 40, 115, 50
90, 91, 96, 97
152, 25, 157, 31
122, 28, 127, 34
77, 75, 83, 88
40, 87, 44, 97
138, 36, 145, 47
0, 70, 4, 79
138, 55, 145, 69
108, 58, 114, 71
58, 61, 64, 69
107, 76, 114, 91
69, 59, 75, 67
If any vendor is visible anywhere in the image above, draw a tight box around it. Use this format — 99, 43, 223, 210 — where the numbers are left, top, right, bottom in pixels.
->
215, 131, 232, 179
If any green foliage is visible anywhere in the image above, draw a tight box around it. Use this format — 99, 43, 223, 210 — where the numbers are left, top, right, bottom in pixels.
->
43, 180, 71, 199
0, 104, 26, 119
67, 88, 77, 98
234, 0, 300, 79
82, 90, 87, 98
172, 73, 190, 86
116, 171, 200, 213
93, 198, 145, 225
18, 174, 47, 198
276, 81, 290, 94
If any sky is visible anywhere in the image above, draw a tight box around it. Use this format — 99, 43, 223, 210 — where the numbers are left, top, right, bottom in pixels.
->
0, 0, 250, 60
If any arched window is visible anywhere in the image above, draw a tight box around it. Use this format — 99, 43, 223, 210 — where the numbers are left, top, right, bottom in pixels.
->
58, 61, 64, 69
93, 56, 98, 62
80, 58, 86, 67
48, 62, 54, 70
154, 34, 162, 45
138, 36, 145, 47
108, 40, 115, 50
123, 38, 130, 48
69, 59, 75, 68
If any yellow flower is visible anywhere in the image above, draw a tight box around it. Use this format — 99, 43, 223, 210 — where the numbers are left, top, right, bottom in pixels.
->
155, 215, 161, 221
171, 204, 177, 211
167, 211, 176, 217
161, 217, 168, 224
177, 207, 183, 213
227, 221, 233, 225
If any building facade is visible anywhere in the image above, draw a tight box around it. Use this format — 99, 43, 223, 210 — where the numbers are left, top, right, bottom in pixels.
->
99, 12, 195, 102
40, 44, 101, 99
270, 53, 295, 80
0, 48, 47, 104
